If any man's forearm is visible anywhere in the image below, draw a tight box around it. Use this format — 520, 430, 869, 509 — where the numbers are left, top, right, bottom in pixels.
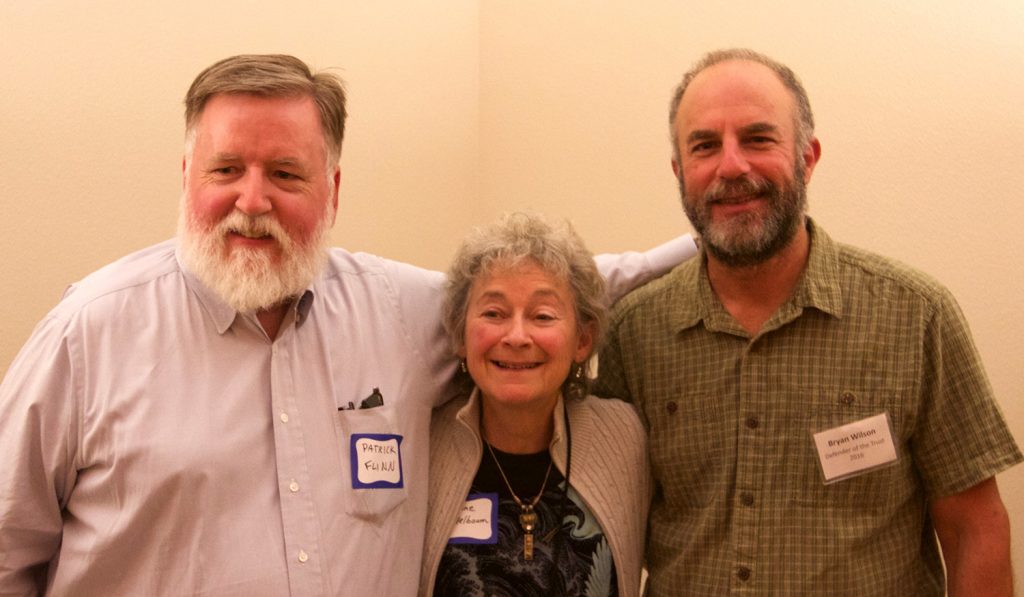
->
932, 478, 1014, 597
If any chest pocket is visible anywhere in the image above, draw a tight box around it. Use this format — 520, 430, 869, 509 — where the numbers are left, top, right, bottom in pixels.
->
336, 405, 409, 522
784, 391, 910, 508
645, 391, 730, 508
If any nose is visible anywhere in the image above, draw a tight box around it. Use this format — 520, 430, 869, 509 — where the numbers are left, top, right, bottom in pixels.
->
234, 170, 273, 216
716, 138, 751, 180
501, 315, 531, 347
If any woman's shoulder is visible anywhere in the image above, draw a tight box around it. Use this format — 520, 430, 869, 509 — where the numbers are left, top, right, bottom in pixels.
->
571, 395, 646, 443
567, 396, 649, 502
576, 394, 642, 419
430, 393, 476, 445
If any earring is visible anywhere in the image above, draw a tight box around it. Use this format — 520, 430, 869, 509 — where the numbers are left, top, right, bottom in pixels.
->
460, 359, 468, 373
573, 363, 583, 380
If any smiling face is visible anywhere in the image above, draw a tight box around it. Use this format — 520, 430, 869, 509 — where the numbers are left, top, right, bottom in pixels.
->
178, 93, 340, 311
672, 60, 819, 266
461, 260, 593, 415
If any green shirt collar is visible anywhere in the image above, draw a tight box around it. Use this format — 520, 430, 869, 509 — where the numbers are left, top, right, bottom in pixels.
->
674, 217, 844, 337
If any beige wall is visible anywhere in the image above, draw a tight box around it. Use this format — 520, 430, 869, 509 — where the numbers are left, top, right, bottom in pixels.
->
3, 0, 1023, 580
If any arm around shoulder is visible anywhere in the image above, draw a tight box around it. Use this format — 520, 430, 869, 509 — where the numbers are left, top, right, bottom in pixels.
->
930, 477, 1014, 597
594, 234, 697, 304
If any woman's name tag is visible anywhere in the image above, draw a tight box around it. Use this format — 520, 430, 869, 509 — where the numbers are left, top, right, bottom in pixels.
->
448, 493, 498, 544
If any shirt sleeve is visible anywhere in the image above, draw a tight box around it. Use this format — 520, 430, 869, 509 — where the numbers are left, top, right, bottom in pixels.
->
0, 315, 79, 594
911, 288, 1022, 498
592, 306, 635, 406
378, 258, 461, 408
593, 234, 697, 305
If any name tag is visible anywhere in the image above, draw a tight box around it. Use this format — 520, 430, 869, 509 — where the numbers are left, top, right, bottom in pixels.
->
350, 433, 404, 489
812, 412, 899, 483
448, 493, 498, 544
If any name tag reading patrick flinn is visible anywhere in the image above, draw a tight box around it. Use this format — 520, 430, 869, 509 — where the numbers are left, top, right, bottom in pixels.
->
350, 433, 404, 489
812, 412, 898, 484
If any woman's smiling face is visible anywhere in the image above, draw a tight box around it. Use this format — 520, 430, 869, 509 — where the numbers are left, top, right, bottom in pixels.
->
461, 260, 592, 412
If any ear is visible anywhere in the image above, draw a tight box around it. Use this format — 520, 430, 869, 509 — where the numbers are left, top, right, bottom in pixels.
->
671, 156, 681, 180
801, 137, 822, 183
182, 156, 188, 190
329, 167, 341, 225
574, 321, 596, 362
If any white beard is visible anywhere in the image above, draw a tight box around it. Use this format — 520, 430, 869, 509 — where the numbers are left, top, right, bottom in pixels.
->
176, 195, 333, 313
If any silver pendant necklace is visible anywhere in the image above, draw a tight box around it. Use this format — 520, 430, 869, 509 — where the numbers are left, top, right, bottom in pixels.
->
485, 441, 554, 560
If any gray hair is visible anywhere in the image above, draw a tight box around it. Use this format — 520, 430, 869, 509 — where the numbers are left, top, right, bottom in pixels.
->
184, 54, 347, 166
443, 212, 606, 400
669, 48, 815, 162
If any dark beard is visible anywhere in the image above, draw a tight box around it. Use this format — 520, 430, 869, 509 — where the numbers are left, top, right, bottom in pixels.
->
680, 164, 807, 267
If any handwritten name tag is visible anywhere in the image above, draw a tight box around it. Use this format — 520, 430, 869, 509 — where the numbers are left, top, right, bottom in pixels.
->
448, 493, 498, 544
350, 433, 404, 489
812, 412, 899, 484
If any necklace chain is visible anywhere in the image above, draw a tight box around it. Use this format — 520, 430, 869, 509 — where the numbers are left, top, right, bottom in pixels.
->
485, 441, 554, 560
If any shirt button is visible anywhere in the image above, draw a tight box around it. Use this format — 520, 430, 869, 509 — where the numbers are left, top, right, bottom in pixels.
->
745, 417, 759, 430
737, 566, 751, 581
740, 492, 754, 506
280, 412, 290, 423
666, 401, 678, 414
289, 480, 300, 493
298, 550, 309, 563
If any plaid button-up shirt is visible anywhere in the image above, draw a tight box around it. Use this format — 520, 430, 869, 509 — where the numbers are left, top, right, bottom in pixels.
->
597, 219, 1021, 595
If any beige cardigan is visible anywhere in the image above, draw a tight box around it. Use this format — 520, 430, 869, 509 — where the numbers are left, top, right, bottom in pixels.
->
419, 389, 651, 596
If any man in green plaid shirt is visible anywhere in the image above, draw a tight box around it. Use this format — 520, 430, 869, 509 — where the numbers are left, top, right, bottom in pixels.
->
596, 48, 1021, 595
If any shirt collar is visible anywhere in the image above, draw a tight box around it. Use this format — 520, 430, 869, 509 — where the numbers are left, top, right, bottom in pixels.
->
175, 243, 317, 335
671, 217, 844, 335
792, 218, 844, 319
456, 387, 569, 448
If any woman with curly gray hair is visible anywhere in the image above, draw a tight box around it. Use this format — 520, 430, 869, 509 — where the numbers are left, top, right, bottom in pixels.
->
420, 212, 650, 596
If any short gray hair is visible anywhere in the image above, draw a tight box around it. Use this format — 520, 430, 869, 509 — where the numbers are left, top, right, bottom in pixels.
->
443, 212, 606, 399
669, 48, 815, 161
184, 54, 347, 165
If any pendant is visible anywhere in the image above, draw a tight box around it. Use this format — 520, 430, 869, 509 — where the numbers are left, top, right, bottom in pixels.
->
519, 506, 538, 560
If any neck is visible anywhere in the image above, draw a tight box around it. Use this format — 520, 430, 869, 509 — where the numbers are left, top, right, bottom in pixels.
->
480, 395, 558, 454
256, 304, 290, 340
706, 222, 811, 335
